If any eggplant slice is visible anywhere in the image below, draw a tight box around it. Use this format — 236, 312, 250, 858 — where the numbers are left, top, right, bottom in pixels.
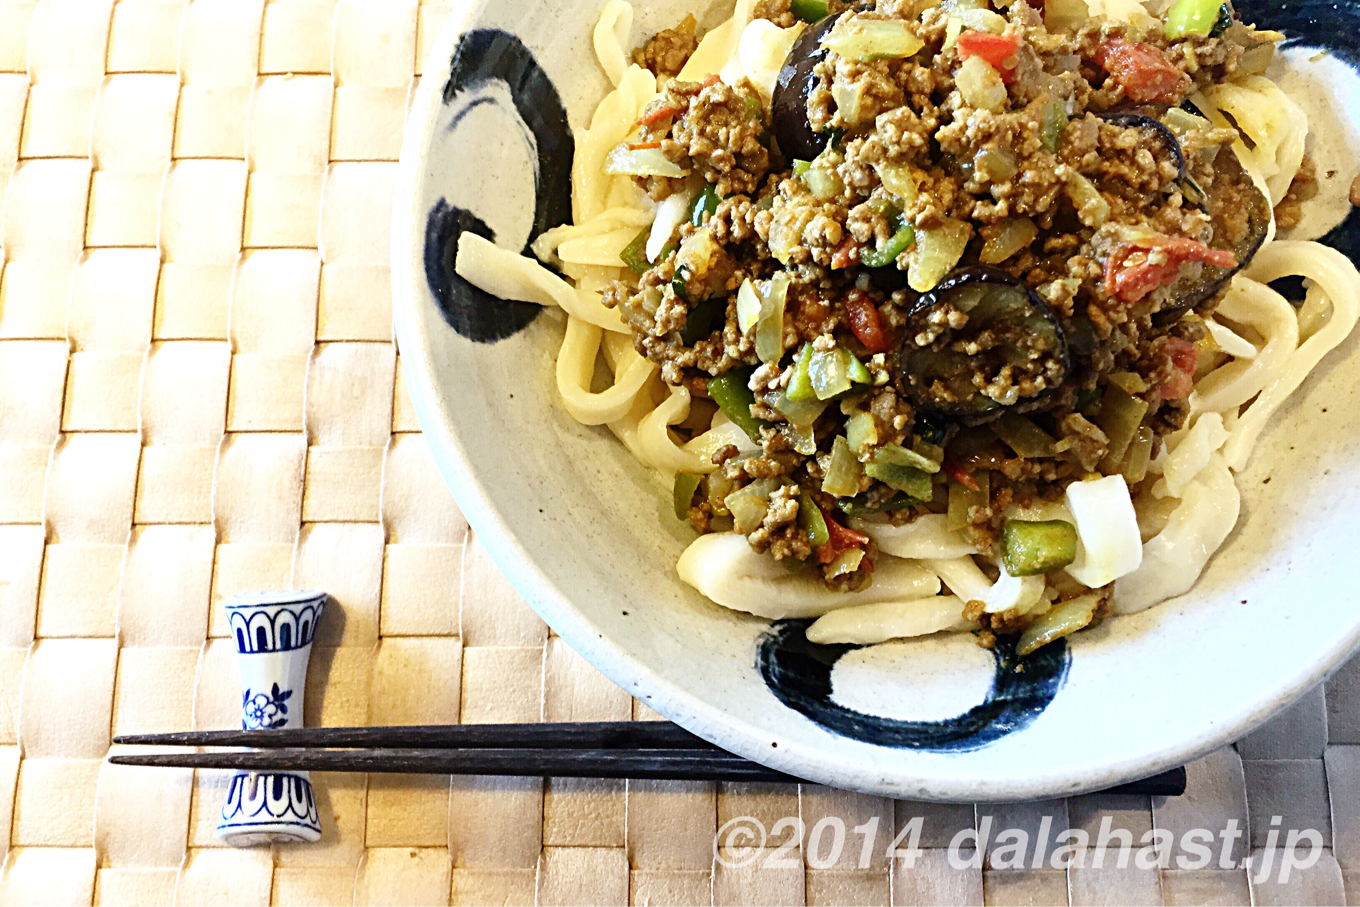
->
1156, 147, 1271, 321
898, 267, 1070, 426
1096, 111, 1193, 200
771, 14, 841, 162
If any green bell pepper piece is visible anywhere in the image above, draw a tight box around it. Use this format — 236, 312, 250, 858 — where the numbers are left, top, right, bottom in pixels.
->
1001, 519, 1078, 576
707, 371, 767, 442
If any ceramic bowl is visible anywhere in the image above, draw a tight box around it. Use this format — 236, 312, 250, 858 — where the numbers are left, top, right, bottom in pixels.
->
392, 0, 1360, 799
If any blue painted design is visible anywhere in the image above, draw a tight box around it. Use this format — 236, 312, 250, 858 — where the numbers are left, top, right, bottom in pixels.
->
219, 771, 320, 830
242, 683, 293, 731
757, 620, 1070, 751
1235, 0, 1360, 67
225, 596, 325, 654
425, 28, 574, 342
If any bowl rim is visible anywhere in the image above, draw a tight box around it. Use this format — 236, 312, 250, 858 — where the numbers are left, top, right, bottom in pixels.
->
391, 0, 1360, 800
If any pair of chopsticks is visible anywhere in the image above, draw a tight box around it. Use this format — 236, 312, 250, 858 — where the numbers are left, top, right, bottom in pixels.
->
110, 721, 1187, 794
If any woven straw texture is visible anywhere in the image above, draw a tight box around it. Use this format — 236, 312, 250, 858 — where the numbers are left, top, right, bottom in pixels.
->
0, 1, 1357, 904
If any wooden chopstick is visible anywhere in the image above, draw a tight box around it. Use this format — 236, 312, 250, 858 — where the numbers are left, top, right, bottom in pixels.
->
108, 748, 1186, 793
113, 721, 710, 751
108, 717, 1188, 794
108, 747, 798, 781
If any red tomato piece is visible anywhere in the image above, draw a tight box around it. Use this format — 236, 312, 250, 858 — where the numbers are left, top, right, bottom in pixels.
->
1104, 234, 1237, 304
957, 31, 1022, 84
844, 290, 892, 354
1158, 336, 1198, 401
1093, 38, 1187, 104
815, 502, 870, 566
830, 236, 858, 270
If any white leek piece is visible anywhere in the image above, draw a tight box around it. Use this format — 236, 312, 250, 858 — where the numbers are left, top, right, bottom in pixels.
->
1064, 475, 1142, 587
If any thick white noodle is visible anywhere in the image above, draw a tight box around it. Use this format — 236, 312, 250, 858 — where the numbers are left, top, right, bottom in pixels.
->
806, 595, 970, 645
556, 315, 657, 425
676, 0, 755, 82
592, 0, 633, 89
676, 532, 940, 619
532, 207, 654, 263
1223, 242, 1360, 469
854, 514, 977, 560
1157, 412, 1229, 499
1189, 277, 1298, 415
1114, 454, 1239, 613
637, 385, 716, 474
925, 557, 993, 602
454, 233, 628, 332
1201, 76, 1308, 204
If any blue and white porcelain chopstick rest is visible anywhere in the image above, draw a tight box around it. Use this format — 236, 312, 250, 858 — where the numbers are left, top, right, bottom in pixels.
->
216, 590, 327, 846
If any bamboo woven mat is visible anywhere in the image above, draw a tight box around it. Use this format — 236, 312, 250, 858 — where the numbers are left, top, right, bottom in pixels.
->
0, 1, 1357, 904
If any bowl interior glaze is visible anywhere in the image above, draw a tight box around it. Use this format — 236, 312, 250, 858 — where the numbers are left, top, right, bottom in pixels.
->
393, 0, 1360, 799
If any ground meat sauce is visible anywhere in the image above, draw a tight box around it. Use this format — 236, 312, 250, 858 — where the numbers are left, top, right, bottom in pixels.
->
616, 0, 1275, 588
631, 15, 699, 77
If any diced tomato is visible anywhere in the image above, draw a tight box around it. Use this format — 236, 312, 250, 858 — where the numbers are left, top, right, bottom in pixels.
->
815, 502, 870, 564
830, 236, 858, 270
701, 73, 722, 88
844, 290, 892, 354
625, 141, 664, 151
957, 31, 1022, 84
943, 458, 980, 492
1158, 336, 1198, 401
1104, 234, 1237, 304
1092, 38, 1187, 104
638, 104, 681, 127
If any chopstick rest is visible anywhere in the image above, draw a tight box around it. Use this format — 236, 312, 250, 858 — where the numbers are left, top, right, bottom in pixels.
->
215, 590, 328, 846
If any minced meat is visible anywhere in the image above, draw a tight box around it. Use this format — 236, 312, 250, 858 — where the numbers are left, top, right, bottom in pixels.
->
604, 0, 1284, 595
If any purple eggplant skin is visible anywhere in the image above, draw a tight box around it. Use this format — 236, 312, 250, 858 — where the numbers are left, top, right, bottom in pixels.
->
1155, 146, 1272, 323
771, 14, 841, 162
1097, 111, 1189, 187
898, 266, 1071, 426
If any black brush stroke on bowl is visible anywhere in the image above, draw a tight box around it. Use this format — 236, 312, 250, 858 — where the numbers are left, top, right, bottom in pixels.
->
425, 29, 575, 343
757, 619, 1070, 751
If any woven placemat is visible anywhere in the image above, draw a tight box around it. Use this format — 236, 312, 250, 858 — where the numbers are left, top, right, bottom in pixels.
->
0, 1, 1356, 905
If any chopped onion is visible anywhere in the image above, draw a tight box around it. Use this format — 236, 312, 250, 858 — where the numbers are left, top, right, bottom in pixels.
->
725, 478, 779, 533
736, 278, 762, 333
908, 219, 972, 292
821, 16, 925, 62
1016, 592, 1099, 655
956, 55, 1007, 112
872, 160, 919, 204
973, 147, 1018, 183
822, 436, 863, 497
773, 390, 828, 427
831, 81, 865, 127
808, 347, 852, 399
802, 162, 843, 201
979, 217, 1038, 264
958, 7, 1007, 32
756, 272, 790, 363
605, 145, 686, 178
646, 189, 695, 262
1065, 172, 1110, 228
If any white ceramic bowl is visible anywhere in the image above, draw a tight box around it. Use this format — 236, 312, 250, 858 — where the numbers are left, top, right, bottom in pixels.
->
392, 0, 1360, 799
